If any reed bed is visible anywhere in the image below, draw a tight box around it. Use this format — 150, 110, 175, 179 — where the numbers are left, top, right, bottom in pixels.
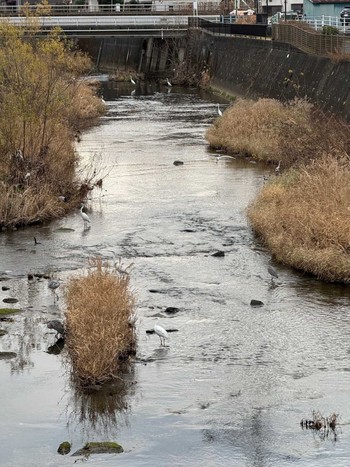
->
65, 258, 136, 386
248, 155, 350, 283
206, 98, 350, 168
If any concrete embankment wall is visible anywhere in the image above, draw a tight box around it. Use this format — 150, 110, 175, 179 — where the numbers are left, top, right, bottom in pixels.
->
186, 30, 350, 119
78, 37, 186, 76
79, 30, 350, 118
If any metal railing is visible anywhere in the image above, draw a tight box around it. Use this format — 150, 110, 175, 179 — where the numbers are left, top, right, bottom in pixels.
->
272, 23, 350, 56
1, 14, 192, 27
272, 14, 350, 35
0, 2, 221, 16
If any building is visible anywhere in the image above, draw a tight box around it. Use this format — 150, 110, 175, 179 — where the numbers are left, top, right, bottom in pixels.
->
259, 0, 303, 15
303, 0, 350, 17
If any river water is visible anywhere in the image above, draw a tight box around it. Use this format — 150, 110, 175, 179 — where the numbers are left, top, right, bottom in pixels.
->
1, 81, 350, 467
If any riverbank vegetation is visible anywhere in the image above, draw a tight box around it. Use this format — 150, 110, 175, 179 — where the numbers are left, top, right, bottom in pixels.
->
0, 23, 104, 229
65, 258, 136, 386
206, 97, 350, 283
206, 98, 349, 167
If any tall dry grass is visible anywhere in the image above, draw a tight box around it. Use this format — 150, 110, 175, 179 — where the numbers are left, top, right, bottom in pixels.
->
206, 98, 350, 167
248, 155, 350, 283
65, 258, 136, 386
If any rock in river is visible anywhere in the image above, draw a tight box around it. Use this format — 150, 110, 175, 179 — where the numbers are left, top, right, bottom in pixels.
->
250, 299, 264, 307
3, 298, 18, 304
72, 441, 124, 456
0, 352, 17, 359
57, 441, 71, 455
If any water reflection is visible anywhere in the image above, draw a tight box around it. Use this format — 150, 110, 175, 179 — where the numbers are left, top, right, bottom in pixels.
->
66, 365, 137, 436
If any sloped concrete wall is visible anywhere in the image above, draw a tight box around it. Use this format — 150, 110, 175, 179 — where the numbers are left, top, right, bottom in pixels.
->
187, 30, 350, 119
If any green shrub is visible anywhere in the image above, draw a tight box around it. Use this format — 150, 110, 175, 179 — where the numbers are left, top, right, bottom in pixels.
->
322, 25, 339, 35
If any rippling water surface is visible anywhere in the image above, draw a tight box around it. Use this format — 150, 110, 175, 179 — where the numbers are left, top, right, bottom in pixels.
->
1, 81, 350, 467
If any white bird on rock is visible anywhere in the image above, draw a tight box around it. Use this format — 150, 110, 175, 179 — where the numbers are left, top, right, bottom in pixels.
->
80, 204, 91, 229
154, 319, 168, 346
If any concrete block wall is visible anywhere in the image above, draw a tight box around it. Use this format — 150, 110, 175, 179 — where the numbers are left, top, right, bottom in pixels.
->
186, 30, 350, 119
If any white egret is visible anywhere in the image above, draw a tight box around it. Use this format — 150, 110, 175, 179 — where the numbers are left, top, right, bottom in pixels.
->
48, 279, 60, 302
166, 78, 172, 87
130, 76, 136, 85
215, 155, 235, 162
154, 319, 168, 346
217, 104, 223, 117
275, 160, 281, 174
80, 204, 91, 228
14, 149, 24, 161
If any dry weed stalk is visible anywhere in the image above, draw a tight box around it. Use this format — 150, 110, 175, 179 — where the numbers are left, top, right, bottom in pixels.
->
301, 410, 339, 440
248, 155, 350, 283
65, 257, 136, 386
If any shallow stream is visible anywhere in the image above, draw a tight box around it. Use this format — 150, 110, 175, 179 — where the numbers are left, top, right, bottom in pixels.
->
1, 81, 350, 467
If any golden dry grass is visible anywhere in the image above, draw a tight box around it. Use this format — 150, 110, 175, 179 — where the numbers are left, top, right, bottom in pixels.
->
65, 258, 136, 386
248, 155, 350, 283
206, 98, 350, 167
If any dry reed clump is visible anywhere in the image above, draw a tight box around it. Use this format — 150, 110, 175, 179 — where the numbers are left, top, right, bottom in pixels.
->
206, 98, 350, 168
65, 258, 136, 386
248, 155, 350, 283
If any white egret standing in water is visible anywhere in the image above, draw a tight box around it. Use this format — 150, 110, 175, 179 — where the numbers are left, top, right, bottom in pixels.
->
217, 104, 223, 117
166, 78, 172, 87
80, 204, 91, 229
130, 76, 136, 85
154, 319, 168, 346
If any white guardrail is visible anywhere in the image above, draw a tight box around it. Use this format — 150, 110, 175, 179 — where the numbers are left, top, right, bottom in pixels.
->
304, 15, 350, 33
272, 15, 350, 34
0, 14, 219, 27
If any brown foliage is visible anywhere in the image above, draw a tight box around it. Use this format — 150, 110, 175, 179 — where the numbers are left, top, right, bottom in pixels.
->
206, 97, 350, 168
65, 258, 136, 386
248, 155, 350, 283
0, 25, 105, 228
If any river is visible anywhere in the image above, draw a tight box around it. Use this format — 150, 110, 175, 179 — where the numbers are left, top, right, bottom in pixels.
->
1, 81, 350, 467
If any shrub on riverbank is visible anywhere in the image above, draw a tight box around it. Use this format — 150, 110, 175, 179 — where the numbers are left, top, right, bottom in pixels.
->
248, 155, 350, 283
0, 24, 104, 228
65, 258, 136, 386
206, 98, 350, 168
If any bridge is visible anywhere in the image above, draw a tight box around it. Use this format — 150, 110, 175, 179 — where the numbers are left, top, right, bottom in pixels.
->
0, 1, 221, 38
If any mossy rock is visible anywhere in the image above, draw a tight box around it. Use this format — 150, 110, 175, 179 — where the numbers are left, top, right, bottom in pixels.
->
72, 441, 124, 456
0, 329, 8, 336
0, 308, 20, 316
57, 441, 71, 455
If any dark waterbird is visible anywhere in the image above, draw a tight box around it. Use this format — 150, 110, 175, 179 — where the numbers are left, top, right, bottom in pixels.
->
48, 279, 60, 302
268, 265, 279, 282
47, 320, 65, 338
